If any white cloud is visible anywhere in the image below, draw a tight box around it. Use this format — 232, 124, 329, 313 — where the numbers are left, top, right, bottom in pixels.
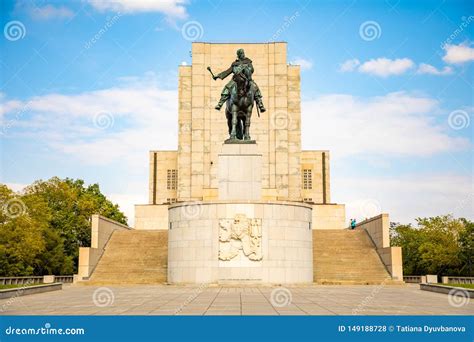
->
291, 58, 313, 71
1, 73, 178, 169
339, 57, 415, 77
2, 80, 471, 227
87, 0, 188, 19
29, 4, 74, 20
358, 58, 414, 77
443, 43, 474, 64
1, 73, 180, 226
416, 63, 453, 75
301, 92, 470, 158
339, 58, 360, 72
337, 174, 473, 224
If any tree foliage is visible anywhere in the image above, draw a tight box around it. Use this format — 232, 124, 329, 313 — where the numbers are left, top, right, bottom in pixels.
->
391, 215, 473, 276
0, 178, 127, 276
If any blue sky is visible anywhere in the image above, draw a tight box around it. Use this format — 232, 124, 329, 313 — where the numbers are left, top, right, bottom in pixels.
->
1, 0, 473, 225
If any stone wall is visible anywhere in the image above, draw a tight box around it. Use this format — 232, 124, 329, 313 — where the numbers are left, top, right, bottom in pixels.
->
301, 150, 330, 204
134, 204, 169, 230
218, 143, 262, 201
312, 204, 346, 229
78, 215, 131, 278
356, 213, 404, 281
357, 214, 390, 248
177, 42, 303, 202
377, 246, 403, 281
168, 201, 313, 284
148, 150, 178, 204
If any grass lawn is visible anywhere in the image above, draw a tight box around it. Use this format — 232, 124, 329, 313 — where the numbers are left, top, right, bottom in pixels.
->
0, 283, 40, 290
448, 283, 474, 289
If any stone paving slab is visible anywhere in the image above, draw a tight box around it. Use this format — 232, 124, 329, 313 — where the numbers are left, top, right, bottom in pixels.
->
0, 284, 472, 316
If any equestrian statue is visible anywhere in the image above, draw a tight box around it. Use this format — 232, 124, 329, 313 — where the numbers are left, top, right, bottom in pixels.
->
208, 49, 266, 142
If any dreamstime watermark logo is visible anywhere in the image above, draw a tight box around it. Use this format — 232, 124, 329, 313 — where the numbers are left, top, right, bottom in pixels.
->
440, 16, 474, 49
84, 12, 122, 50
181, 203, 204, 219
448, 110, 470, 130
4, 21, 26, 41
174, 283, 208, 314
270, 287, 292, 307
2, 198, 27, 219
92, 287, 114, 307
1, 101, 31, 135
352, 279, 389, 314
268, 11, 300, 42
93, 111, 115, 130
270, 112, 292, 130
447, 288, 470, 308
359, 198, 381, 219
359, 21, 382, 41
5, 322, 85, 335
181, 21, 204, 41
0, 280, 33, 312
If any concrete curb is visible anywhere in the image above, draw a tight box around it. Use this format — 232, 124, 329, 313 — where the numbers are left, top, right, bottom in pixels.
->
420, 283, 474, 298
0, 283, 62, 299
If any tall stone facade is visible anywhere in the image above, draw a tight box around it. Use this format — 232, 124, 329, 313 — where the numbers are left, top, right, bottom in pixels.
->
78, 42, 405, 285
135, 42, 345, 230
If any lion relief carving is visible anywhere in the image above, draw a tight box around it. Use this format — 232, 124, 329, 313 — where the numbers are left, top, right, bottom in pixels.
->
218, 214, 262, 261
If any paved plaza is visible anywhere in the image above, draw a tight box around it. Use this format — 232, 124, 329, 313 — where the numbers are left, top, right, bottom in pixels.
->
0, 284, 472, 315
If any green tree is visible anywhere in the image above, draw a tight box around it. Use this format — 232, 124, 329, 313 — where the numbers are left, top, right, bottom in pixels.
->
391, 215, 473, 276
0, 185, 47, 276
417, 216, 464, 275
0, 178, 127, 276
458, 218, 474, 276
24, 177, 127, 267
391, 222, 425, 275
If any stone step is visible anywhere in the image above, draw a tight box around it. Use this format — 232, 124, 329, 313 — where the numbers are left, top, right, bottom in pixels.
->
315, 279, 402, 285
314, 265, 387, 270
314, 266, 388, 271
316, 272, 388, 276
87, 230, 168, 284
315, 252, 382, 257
315, 276, 389, 280
313, 229, 391, 284
315, 256, 382, 260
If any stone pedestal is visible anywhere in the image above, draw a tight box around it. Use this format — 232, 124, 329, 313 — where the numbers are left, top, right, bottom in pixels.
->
218, 143, 262, 201
167, 201, 313, 284
167, 142, 313, 285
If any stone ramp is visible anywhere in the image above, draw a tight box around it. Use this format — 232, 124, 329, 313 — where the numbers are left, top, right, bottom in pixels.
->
86, 230, 168, 284
313, 229, 394, 284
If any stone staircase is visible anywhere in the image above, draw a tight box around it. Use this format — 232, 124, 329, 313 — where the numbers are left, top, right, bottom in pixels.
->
87, 230, 168, 284
313, 229, 394, 284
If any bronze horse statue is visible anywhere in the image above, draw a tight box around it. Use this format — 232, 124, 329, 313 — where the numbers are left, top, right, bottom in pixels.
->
225, 70, 256, 141
208, 49, 265, 142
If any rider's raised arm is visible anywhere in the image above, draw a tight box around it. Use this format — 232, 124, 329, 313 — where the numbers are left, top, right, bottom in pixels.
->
216, 66, 233, 80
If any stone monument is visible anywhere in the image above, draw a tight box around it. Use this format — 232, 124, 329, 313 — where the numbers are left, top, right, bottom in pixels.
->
165, 44, 314, 283
77, 42, 404, 286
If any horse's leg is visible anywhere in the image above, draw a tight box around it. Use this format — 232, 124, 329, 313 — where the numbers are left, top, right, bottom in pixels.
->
230, 105, 237, 139
237, 115, 244, 140
226, 106, 232, 135
244, 104, 252, 140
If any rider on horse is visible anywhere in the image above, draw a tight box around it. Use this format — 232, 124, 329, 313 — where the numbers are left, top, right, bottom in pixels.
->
212, 49, 266, 113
